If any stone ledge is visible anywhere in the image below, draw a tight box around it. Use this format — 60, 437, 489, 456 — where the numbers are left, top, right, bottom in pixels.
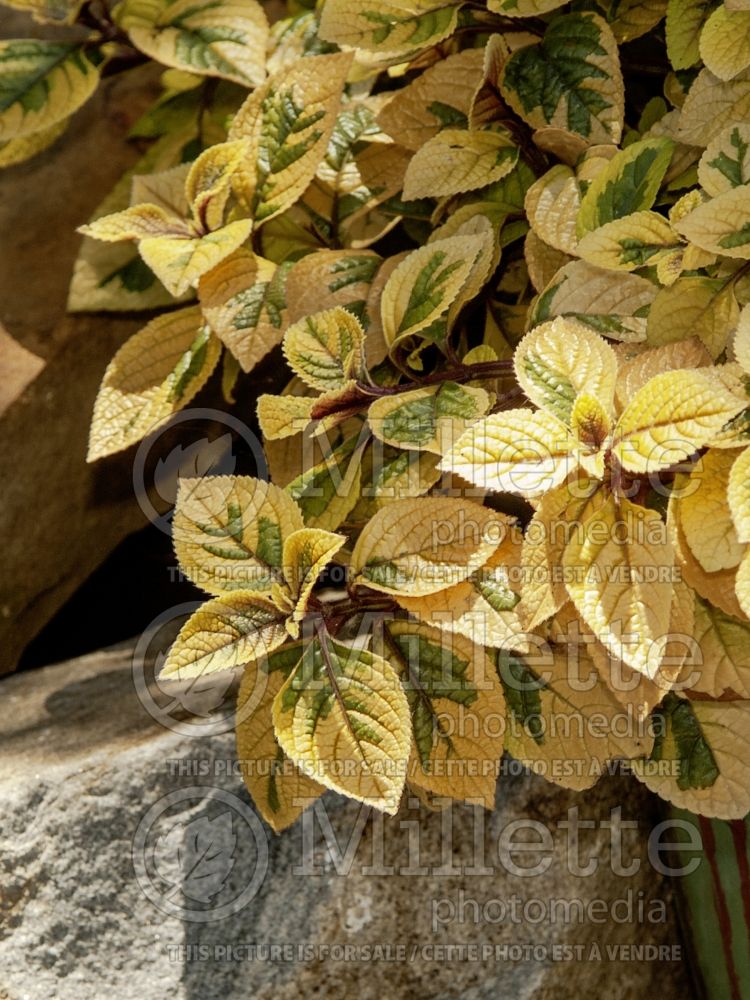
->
0, 642, 695, 999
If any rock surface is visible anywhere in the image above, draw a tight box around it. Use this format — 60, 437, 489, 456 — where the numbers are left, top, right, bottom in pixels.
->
0, 641, 696, 999
0, 25, 165, 671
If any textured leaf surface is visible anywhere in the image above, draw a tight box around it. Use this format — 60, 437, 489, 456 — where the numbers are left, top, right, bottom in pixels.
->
119, 0, 269, 87
637, 697, 750, 819
272, 628, 411, 813
162, 592, 288, 679
729, 446, 750, 543
382, 621, 506, 806
368, 382, 490, 455
698, 123, 750, 196
283, 307, 365, 392
394, 537, 528, 652
503, 648, 653, 790
0, 40, 99, 141
377, 48, 484, 150
612, 369, 746, 473
563, 495, 675, 676
440, 408, 579, 498
674, 185, 750, 259
516, 480, 606, 630
229, 51, 353, 222
318, 0, 460, 55
87, 307, 220, 461
236, 645, 324, 832
576, 138, 674, 235
199, 250, 290, 373
499, 13, 624, 144
351, 496, 505, 595
402, 128, 519, 200
281, 528, 346, 624
577, 211, 680, 271
380, 234, 488, 352
690, 598, 750, 698
530, 259, 656, 342
172, 475, 304, 595
680, 449, 745, 571
677, 67, 750, 146
699, 6, 750, 81
514, 319, 617, 424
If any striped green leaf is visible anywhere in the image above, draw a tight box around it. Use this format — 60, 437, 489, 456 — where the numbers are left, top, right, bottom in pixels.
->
499, 12, 624, 144
0, 40, 100, 141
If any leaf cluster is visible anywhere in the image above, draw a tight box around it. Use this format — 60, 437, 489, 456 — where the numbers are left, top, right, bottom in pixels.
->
6, 0, 750, 825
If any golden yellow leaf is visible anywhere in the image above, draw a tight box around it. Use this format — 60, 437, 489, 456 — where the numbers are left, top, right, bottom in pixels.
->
668, 487, 748, 618
576, 211, 681, 271
734, 302, 750, 373
272, 628, 411, 814
688, 597, 750, 697
78, 203, 191, 242
440, 408, 579, 498
282, 528, 346, 624
185, 139, 249, 231
680, 449, 745, 571
699, 6, 750, 81
87, 307, 220, 461
645, 277, 738, 358
228, 51, 353, 221
161, 591, 288, 680
368, 382, 491, 455
501, 646, 654, 791
612, 369, 747, 473
256, 393, 315, 440
380, 234, 489, 352
615, 338, 711, 410
674, 185, 750, 259
381, 621, 506, 807
529, 259, 656, 343
563, 495, 676, 677
283, 307, 365, 392
139, 218, 253, 297
318, 0, 460, 56
172, 475, 304, 596
524, 165, 582, 255
737, 549, 750, 617
236, 644, 325, 832
516, 479, 606, 630
514, 319, 618, 424
199, 249, 289, 373
350, 496, 506, 595
677, 67, 750, 146
698, 123, 750, 195
402, 128, 518, 200
394, 532, 529, 652
587, 579, 695, 721
635, 697, 750, 819
286, 433, 365, 531
119, 0, 269, 87
729, 446, 750, 543
524, 230, 572, 293
285, 250, 382, 325
0, 115, 68, 168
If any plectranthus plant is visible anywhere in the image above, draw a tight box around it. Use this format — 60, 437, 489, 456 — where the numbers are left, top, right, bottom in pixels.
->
6, 0, 750, 830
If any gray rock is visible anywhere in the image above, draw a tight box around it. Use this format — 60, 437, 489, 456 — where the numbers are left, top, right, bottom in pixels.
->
0, 642, 695, 999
